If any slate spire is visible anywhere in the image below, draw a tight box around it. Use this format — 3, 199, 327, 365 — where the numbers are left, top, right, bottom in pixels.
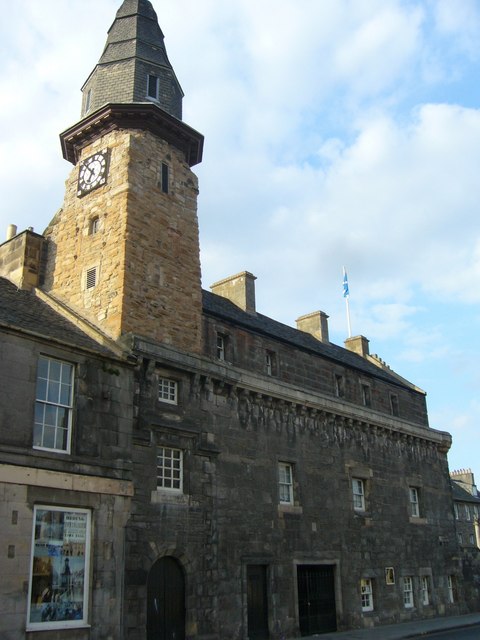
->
81, 0, 184, 119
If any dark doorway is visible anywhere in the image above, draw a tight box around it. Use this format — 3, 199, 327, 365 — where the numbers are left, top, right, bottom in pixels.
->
147, 556, 185, 640
247, 564, 269, 639
297, 564, 337, 636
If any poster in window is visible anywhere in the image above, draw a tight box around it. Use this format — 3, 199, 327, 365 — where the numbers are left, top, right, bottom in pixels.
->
27, 506, 90, 629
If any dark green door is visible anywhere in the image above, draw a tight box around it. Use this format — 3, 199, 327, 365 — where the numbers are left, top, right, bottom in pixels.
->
297, 565, 336, 636
147, 557, 185, 640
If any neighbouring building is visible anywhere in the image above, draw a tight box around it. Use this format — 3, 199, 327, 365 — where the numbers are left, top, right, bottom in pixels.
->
451, 470, 480, 610
0, 1, 476, 639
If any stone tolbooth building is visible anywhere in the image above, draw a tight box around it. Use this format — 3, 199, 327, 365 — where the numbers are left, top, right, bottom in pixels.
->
0, 1, 473, 639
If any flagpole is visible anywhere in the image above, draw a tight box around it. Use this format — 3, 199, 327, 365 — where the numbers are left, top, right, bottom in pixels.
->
343, 266, 352, 338
345, 295, 352, 338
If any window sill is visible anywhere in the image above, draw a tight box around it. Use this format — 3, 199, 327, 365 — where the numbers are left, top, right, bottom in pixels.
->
278, 504, 303, 515
151, 490, 189, 505
409, 516, 428, 525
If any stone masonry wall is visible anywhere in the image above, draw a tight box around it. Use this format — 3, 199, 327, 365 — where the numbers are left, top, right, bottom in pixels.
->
43, 128, 203, 353
127, 347, 459, 639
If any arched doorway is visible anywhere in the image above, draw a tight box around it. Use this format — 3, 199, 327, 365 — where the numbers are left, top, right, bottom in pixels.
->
147, 556, 185, 640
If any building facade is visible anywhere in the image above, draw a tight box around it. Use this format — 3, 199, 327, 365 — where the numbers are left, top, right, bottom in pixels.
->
0, 1, 477, 638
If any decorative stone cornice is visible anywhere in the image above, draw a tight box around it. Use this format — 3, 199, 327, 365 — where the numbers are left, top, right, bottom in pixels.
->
60, 103, 204, 167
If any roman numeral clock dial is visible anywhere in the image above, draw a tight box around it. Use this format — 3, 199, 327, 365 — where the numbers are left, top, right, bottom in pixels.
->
77, 150, 109, 197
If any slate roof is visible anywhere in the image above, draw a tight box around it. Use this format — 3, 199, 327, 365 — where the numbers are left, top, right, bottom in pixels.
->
202, 289, 419, 391
0, 277, 117, 357
451, 480, 480, 504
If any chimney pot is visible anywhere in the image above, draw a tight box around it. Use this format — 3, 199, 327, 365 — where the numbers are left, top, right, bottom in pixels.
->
6, 224, 17, 241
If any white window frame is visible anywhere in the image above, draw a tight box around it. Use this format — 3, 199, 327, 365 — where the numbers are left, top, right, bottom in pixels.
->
361, 578, 374, 612
216, 334, 226, 361
421, 576, 430, 605
158, 377, 178, 405
278, 462, 293, 505
27, 505, 91, 631
157, 447, 183, 492
447, 575, 457, 603
409, 487, 420, 518
33, 356, 74, 454
352, 478, 365, 512
403, 576, 414, 608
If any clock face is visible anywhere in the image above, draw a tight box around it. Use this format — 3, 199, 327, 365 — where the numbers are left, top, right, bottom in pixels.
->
77, 151, 109, 197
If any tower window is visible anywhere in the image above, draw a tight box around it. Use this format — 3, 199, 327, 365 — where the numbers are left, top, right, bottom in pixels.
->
84, 88, 92, 114
161, 162, 169, 194
86, 267, 97, 290
89, 217, 100, 235
147, 74, 159, 100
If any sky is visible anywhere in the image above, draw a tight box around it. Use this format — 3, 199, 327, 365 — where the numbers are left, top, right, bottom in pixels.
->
0, 0, 479, 480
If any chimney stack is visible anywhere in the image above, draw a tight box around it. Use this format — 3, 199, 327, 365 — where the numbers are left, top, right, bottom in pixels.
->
296, 311, 329, 343
345, 335, 370, 358
210, 271, 257, 313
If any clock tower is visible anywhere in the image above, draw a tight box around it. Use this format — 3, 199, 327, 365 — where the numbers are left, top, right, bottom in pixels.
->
43, 0, 204, 353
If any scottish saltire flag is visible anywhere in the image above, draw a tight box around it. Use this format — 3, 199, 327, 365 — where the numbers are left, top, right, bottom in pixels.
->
343, 267, 349, 298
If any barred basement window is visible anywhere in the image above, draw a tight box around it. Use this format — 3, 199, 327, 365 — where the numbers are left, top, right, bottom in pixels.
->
158, 377, 177, 404
86, 267, 97, 290
157, 447, 183, 492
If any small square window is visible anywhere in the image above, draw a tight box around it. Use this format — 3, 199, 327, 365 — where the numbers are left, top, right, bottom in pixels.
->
362, 384, 371, 407
89, 217, 100, 235
403, 576, 414, 608
361, 578, 374, 612
158, 378, 178, 404
265, 350, 276, 376
147, 74, 159, 100
216, 334, 226, 361
157, 447, 183, 492
278, 462, 293, 505
409, 487, 420, 517
390, 394, 399, 417
352, 478, 365, 511
335, 374, 345, 398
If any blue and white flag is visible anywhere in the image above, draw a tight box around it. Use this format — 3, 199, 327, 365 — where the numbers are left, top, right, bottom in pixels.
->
343, 267, 349, 298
